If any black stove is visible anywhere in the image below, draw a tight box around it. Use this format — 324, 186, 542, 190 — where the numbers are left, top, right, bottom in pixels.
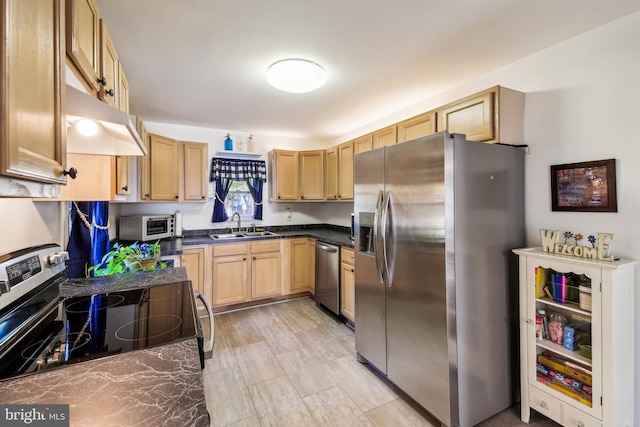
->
0, 244, 199, 381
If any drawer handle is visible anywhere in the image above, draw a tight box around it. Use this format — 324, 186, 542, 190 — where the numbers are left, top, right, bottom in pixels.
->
539, 401, 548, 409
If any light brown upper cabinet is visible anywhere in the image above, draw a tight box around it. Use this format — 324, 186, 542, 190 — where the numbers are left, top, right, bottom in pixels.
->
397, 111, 437, 143
57, 153, 115, 201
66, 0, 123, 106
114, 63, 130, 195
372, 125, 397, 149
138, 133, 208, 202
118, 63, 129, 113
149, 134, 181, 201
114, 156, 130, 196
353, 134, 373, 154
325, 141, 354, 201
1, 0, 67, 187
437, 86, 524, 144
137, 117, 151, 200
270, 149, 299, 202
324, 147, 338, 200
337, 141, 354, 200
98, 20, 118, 108
299, 150, 324, 201
183, 142, 209, 201
66, 0, 100, 95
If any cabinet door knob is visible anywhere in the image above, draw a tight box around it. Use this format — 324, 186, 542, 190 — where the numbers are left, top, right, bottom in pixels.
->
122, 185, 128, 192
63, 167, 78, 179
144, 193, 150, 198
351, 268, 354, 272
175, 195, 179, 199
98, 77, 107, 86
105, 89, 115, 97
201, 196, 206, 199
526, 319, 534, 325
539, 401, 548, 409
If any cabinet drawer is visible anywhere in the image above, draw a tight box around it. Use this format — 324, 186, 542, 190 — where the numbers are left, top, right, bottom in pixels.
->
250, 240, 280, 254
528, 386, 563, 424
563, 405, 601, 427
341, 247, 355, 265
212, 243, 247, 257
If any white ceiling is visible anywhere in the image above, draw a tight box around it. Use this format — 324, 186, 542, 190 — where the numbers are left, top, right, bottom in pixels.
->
96, 0, 640, 141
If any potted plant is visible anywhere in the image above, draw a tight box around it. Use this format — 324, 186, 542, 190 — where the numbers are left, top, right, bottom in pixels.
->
88, 241, 167, 277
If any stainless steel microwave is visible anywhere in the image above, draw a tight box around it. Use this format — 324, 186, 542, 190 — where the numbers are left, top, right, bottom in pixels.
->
119, 215, 175, 241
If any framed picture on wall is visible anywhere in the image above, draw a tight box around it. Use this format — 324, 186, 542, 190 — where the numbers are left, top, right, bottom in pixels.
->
550, 159, 617, 212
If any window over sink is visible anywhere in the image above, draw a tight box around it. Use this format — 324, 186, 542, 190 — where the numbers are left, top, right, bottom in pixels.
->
224, 181, 255, 220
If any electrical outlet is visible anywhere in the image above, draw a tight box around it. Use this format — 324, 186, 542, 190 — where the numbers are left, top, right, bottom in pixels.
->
286, 207, 292, 221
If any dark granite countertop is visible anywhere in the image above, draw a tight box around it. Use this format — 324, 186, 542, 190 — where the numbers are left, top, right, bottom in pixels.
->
0, 340, 208, 426
0, 268, 209, 427
158, 224, 354, 255
60, 266, 189, 297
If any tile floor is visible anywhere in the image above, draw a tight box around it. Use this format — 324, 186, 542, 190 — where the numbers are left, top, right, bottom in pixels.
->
203, 297, 561, 427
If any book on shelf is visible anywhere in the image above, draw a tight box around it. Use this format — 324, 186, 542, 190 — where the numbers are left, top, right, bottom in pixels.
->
537, 352, 592, 386
536, 374, 593, 407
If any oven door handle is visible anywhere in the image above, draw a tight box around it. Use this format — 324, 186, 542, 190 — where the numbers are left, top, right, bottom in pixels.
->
194, 290, 214, 359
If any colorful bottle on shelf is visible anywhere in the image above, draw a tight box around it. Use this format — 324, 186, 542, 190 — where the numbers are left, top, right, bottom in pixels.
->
224, 133, 233, 151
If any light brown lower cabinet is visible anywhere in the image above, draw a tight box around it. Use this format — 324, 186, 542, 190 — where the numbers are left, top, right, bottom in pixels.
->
181, 245, 212, 313
340, 247, 355, 323
211, 241, 283, 307
212, 243, 250, 306
284, 238, 315, 295
250, 241, 282, 300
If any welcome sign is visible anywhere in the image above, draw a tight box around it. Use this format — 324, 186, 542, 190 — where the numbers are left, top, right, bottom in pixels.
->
540, 229, 614, 261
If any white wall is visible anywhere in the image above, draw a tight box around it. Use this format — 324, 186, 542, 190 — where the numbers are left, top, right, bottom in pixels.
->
117, 122, 349, 230
0, 200, 63, 254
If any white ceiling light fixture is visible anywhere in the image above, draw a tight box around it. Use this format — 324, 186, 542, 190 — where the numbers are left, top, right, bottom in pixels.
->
266, 59, 327, 93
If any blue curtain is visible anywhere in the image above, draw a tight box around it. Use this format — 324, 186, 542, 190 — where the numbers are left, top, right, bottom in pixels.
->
66, 201, 110, 278
66, 202, 93, 278
212, 179, 232, 222
246, 178, 263, 220
91, 202, 110, 269
210, 158, 266, 223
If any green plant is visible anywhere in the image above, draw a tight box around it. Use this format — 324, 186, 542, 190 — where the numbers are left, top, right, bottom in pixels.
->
88, 241, 167, 277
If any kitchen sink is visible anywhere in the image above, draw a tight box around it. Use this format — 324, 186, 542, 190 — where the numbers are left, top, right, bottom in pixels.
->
241, 231, 278, 237
210, 233, 245, 239
209, 231, 278, 240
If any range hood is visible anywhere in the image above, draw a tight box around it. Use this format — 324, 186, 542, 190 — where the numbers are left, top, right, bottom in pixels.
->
66, 85, 147, 156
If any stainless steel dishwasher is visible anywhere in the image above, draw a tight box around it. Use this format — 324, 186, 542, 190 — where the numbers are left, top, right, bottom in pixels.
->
314, 242, 340, 316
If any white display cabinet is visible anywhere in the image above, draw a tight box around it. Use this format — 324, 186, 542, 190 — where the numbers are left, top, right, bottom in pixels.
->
513, 247, 638, 427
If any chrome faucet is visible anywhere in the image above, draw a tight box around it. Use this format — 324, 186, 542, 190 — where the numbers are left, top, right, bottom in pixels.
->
231, 212, 241, 233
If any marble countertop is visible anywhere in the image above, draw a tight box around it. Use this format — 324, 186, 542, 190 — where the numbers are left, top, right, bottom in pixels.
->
0, 268, 209, 427
159, 225, 354, 255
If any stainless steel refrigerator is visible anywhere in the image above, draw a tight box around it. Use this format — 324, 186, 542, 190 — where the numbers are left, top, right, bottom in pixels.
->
354, 131, 524, 427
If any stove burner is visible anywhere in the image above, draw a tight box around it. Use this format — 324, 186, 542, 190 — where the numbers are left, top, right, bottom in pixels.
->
114, 315, 183, 342
20, 332, 92, 361
65, 294, 126, 314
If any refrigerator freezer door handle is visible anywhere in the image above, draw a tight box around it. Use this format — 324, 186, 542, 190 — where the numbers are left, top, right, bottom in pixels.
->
373, 190, 385, 283
381, 191, 392, 286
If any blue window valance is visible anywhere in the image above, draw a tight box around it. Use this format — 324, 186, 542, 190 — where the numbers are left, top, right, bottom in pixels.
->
209, 158, 267, 182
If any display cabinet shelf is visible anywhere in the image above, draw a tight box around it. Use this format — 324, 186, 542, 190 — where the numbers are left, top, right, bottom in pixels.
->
513, 247, 638, 427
